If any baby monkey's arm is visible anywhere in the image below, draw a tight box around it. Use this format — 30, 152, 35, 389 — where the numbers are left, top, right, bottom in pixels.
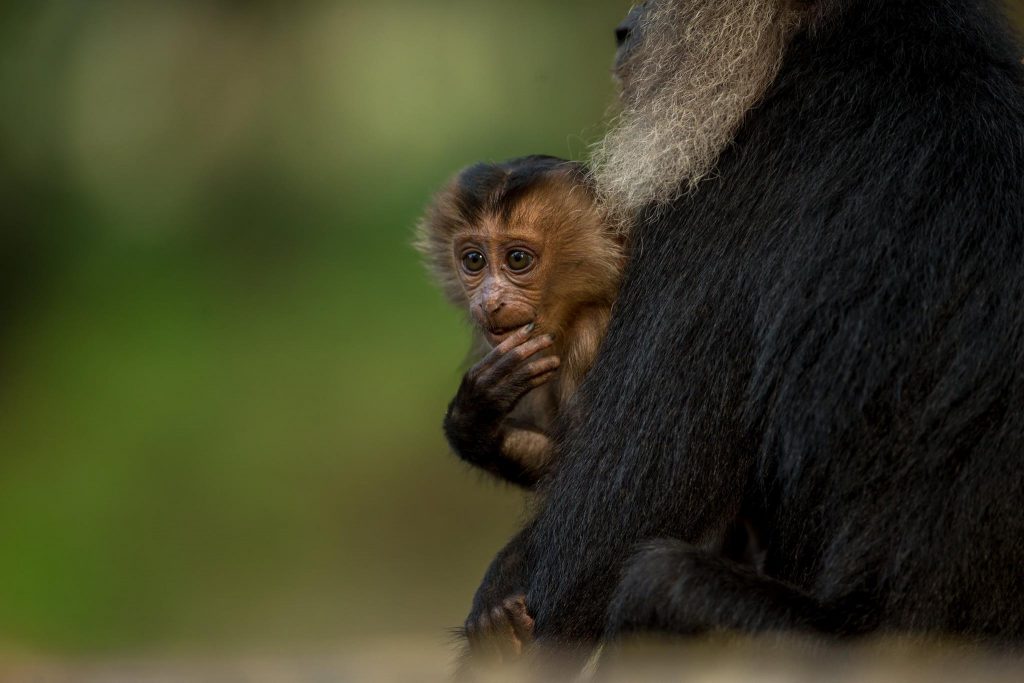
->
444, 325, 560, 489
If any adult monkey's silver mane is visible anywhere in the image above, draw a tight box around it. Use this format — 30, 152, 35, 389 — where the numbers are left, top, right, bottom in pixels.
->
591, 0, 804, 226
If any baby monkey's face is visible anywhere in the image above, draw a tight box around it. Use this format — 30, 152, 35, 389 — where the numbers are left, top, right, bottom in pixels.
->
455, 216, 548, 347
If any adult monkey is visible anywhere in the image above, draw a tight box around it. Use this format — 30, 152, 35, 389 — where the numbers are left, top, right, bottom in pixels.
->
462, 0, 1024, 663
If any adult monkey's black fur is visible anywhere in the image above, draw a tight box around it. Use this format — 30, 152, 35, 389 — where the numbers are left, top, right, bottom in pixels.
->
463, 0, 1024, 658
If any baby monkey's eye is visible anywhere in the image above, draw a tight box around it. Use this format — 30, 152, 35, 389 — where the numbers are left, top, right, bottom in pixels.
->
506, 250, 534, 272
462, 251, 486, 273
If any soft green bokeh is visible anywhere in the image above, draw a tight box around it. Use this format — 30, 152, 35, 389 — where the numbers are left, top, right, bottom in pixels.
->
0, 0, 627, 654
0, 0, 1021, 657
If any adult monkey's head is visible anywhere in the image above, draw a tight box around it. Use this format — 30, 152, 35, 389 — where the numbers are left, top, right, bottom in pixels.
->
592, 0, 805, 225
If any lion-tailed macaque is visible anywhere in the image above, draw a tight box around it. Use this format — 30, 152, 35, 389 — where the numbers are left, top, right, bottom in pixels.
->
416, 155, 623, 492
416, 156, 622, 660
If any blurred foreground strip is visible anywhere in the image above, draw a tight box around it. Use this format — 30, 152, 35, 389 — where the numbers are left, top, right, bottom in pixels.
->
3, 635, 1024, 682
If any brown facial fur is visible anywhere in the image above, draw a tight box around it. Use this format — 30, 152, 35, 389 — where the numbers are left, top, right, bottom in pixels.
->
416, 161, 622, 396
592, 0, 805, 227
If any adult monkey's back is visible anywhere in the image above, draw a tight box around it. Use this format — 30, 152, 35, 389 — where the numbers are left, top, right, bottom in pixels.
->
463, 0, 1024, 657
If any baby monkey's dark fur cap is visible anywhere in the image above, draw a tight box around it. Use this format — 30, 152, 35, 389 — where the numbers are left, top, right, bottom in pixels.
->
415, 155, 620, 312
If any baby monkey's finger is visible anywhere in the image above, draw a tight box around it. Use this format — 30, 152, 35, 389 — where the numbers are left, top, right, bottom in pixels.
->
523, 356, 561, 379
503, 596, 536, 645
513, 357, 560, 391
494, 324, 536, 356
473, 324, 537, 376
528, 370, 560, 389
493, 334, 555, 375
499, 355, 560, 398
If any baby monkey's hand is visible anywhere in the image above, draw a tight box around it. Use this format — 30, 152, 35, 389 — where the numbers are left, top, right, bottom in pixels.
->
443, 325, 559, 485
464, 594, 535, 660
462, 325, 560, 415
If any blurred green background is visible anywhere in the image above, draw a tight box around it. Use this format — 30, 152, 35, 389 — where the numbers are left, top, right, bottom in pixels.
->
0, 0, 1021, 659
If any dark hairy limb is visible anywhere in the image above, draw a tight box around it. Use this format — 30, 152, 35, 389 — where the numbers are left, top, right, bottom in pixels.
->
444, 325, 559, 488
605, 540, 838, 639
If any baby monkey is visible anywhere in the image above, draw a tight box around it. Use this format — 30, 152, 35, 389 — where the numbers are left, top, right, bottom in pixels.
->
416, 156, 622, 661
416, 155, 623, 491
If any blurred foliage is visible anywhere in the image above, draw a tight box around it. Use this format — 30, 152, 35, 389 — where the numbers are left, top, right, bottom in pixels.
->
0, 0, 1021, 658
0, 0, 627, 654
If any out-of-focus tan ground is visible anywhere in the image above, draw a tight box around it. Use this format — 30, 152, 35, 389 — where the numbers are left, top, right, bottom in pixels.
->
4, 636, 1024, 683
